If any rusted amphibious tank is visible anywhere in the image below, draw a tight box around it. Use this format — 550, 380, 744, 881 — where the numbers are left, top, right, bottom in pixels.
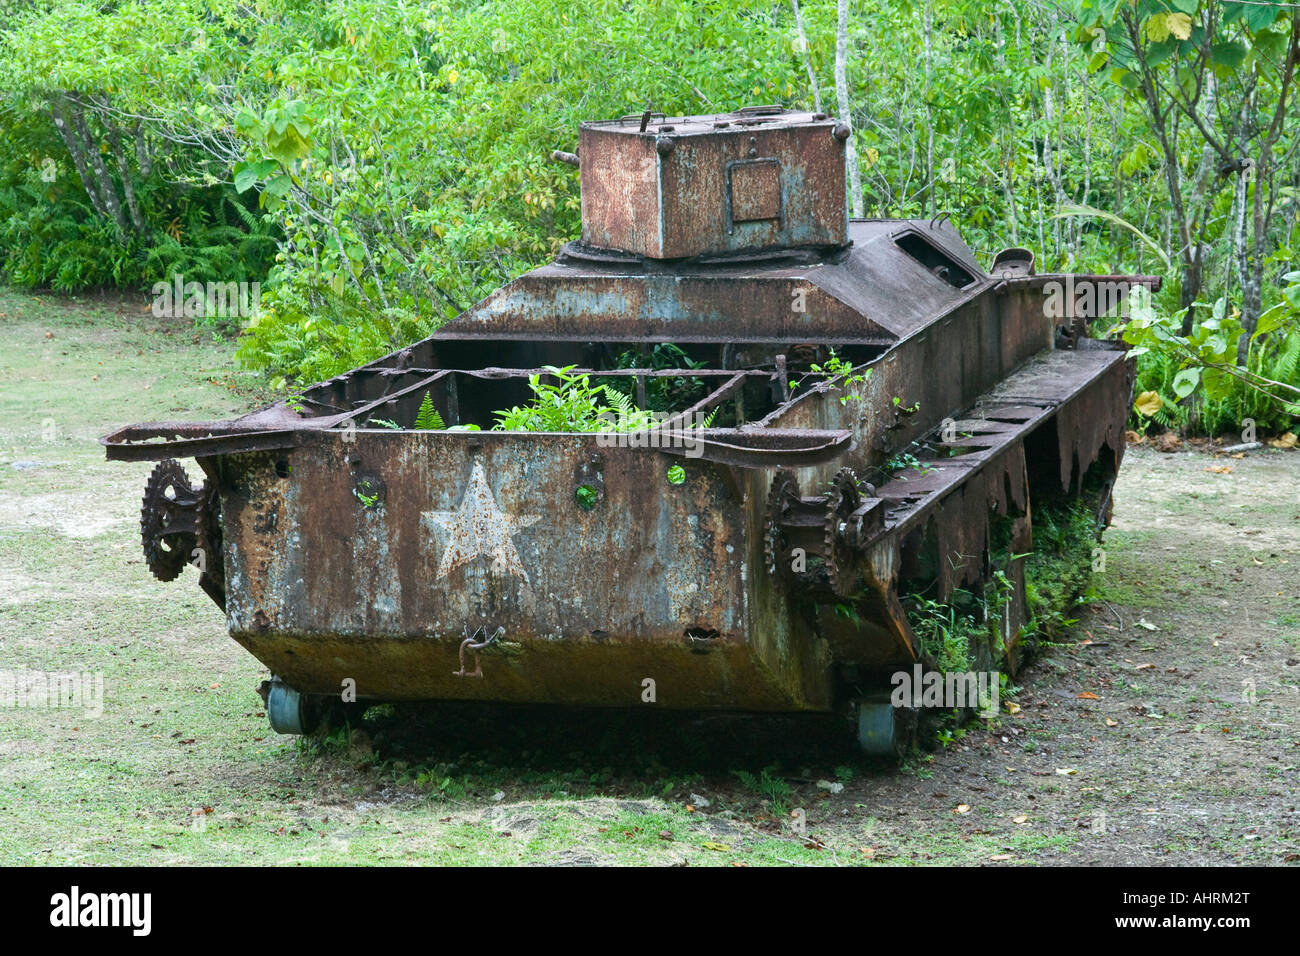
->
103, 106, 1156, 753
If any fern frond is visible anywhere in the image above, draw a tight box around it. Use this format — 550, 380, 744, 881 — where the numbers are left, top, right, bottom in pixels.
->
414, 391, 445, 429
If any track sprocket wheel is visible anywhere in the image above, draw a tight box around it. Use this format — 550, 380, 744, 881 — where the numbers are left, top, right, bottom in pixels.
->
140, 459, 204, 582
824, 467, 863, 596
764, 470, 802, 576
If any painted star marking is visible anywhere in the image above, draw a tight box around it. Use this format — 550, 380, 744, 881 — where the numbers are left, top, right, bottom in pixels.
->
422, 462, 540, 583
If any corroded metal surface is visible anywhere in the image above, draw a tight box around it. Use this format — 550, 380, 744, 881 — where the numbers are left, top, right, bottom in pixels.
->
579, 108, 847, 259
103, 105, 1155, 717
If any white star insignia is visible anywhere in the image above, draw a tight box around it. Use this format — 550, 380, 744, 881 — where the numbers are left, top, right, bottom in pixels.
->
421, 461, 541, 583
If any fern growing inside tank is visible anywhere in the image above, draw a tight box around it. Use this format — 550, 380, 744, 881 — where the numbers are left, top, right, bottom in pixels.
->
414, 392, 445, 430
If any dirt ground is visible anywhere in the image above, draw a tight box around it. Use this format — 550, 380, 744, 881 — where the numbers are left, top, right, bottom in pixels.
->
1, 287, 1297, 866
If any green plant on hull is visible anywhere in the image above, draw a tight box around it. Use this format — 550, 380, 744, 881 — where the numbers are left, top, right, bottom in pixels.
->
415, 392, 445, 430
492, 365, 657, 433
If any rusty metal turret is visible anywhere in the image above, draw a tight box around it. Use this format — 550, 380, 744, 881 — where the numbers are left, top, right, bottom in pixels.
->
577, 106, 848, 258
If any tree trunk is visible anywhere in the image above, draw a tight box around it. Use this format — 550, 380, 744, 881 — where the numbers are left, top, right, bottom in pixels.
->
923, 0, 934, 218
105, 119, 147, 236
835, 0, 863, 218
49, 98, 110, 221
1237, 13, 1299, 362
53, 95, 133, 241
1238, 161, 1266, 365
791, 0, 821, 114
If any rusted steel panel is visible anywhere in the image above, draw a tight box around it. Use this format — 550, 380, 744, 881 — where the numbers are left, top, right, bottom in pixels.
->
220, 433, 834, 709
579, 109, 847, 259
464, 270, 897, 343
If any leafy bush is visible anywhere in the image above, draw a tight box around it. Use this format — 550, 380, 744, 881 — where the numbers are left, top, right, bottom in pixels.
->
1120, 281, 1300, 437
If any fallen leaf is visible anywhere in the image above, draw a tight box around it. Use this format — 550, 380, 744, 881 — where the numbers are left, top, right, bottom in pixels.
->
1157, 432, 1182, 453
1077, 692, 1099, 700
1055, 768, 1078, 776
989, 853, 1012, 861
1269, 431, 1297, 449
1135, 619, 1158, 631
1134, 391, 1162, 417
700, 840, 730, 851
955, 804, 971, 814
1013, 815, 1028, 824
1205, 465, 1233, 474
1005, 701, 1021, 715
1134, 662, 1156, 670
859, 846, 876, 857
1105, 718, 1118, 727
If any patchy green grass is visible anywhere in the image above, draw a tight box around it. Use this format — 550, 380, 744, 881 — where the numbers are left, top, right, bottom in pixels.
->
2, 287, 1297, 866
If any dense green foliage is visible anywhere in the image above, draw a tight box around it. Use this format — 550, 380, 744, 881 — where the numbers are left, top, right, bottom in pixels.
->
0, 0, 1297, 431
1022, 499, 1101, 648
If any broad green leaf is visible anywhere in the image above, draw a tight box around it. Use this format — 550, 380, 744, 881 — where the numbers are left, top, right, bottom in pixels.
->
1200, 367, 1234, 403
1172, 367, 1201, 399
233, 159, 278, 193
1210, 40, 1248, 71
1253, 305, 1289, 338
264, 173, 293, 198
1225, 1, 1284, 33
1144, 39, 1178, 67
